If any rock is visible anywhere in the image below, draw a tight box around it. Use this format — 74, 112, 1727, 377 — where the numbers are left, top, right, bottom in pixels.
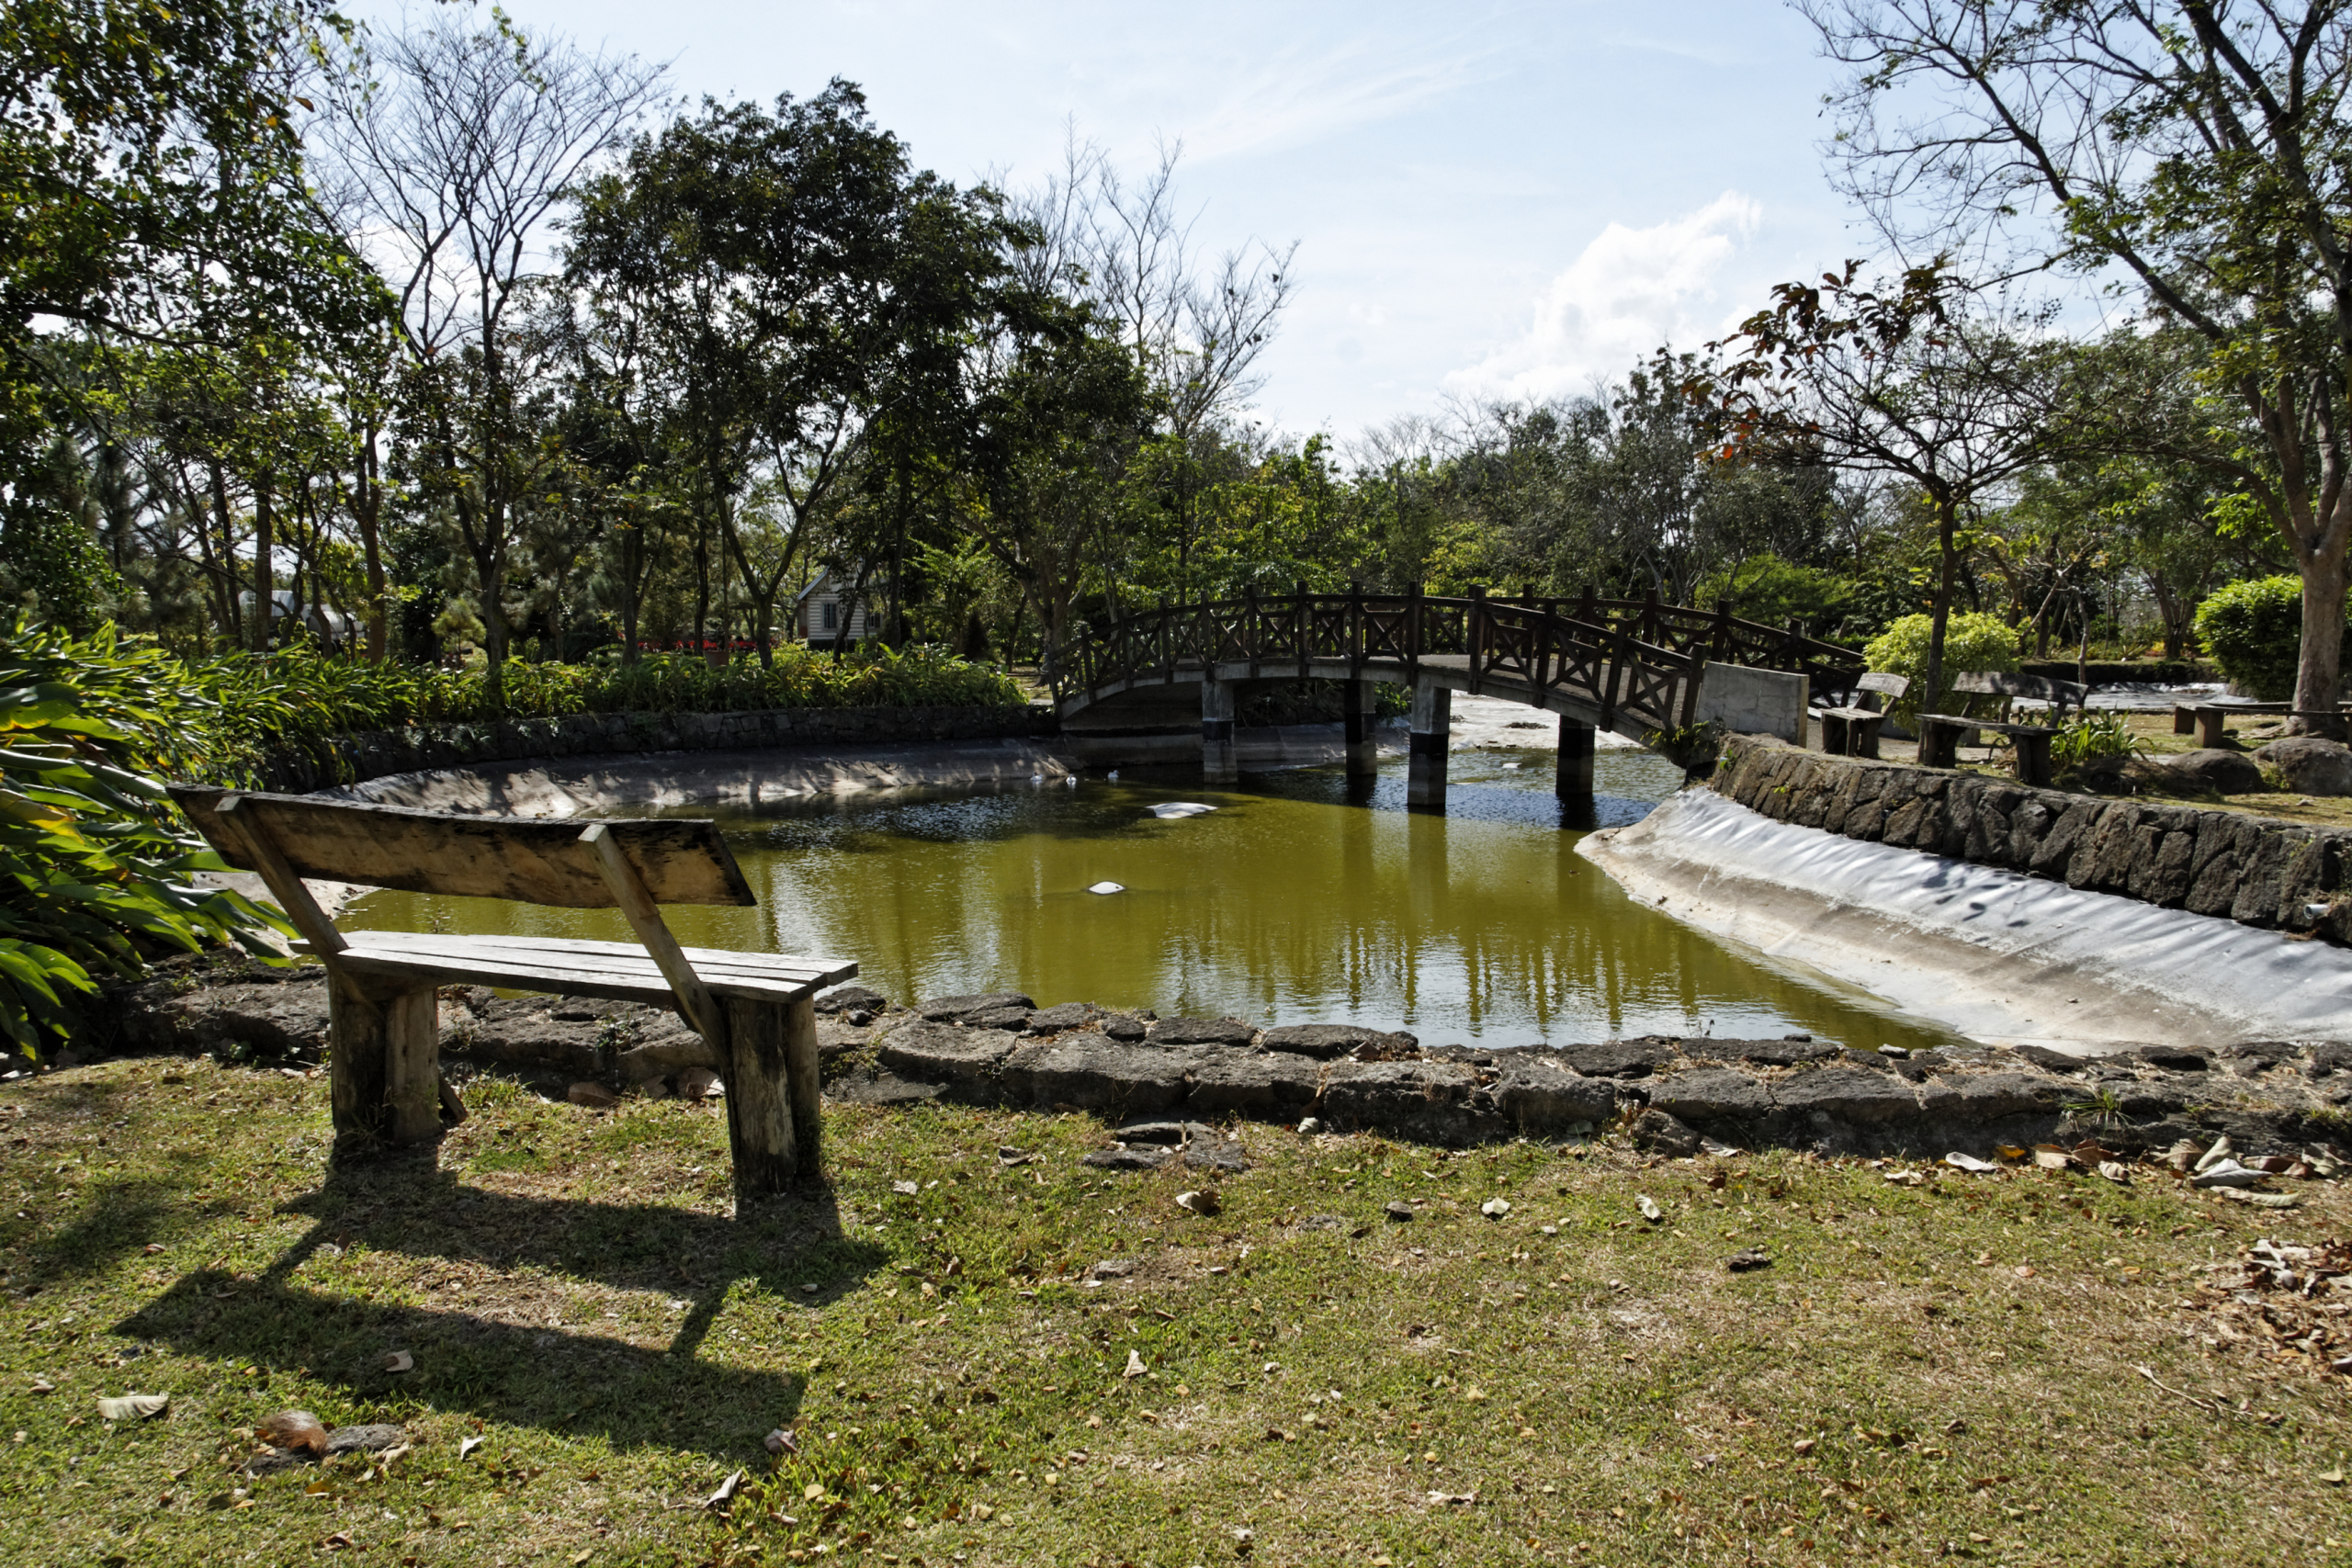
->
1773, 1066, 1919, 1125
824, 1068, 944, 1107
565, 1081, 621, 1110
1258, 1023, 1417, 1060
2256, 737, 2352, 795
1023, 1002, 1099, 1034
916, 992, 1036, 1024
1100, 1013, 1148, 1043
1632, 1109, 1701, 1156
2134, 1045, 2209, 1073
1110, 1120, 1217, 1145
2164, 749, 2267, 795
1188, 1052, 1322, 1117
1645, 1068, 1773, 1124
1486, 1061, 1618, 1133
1384, 1201, 1415, 1223
1551, 1038, 1674, 1078
1000, 1037, 1204, 1112
1725, 1248, 1772, 1272
1734, 1039, 1839, 1066
1090, 1258, 1137, 1279
1182, 1142, 1251, 1174
960, 1006, 1033, 1032
814, 984, 888, 1016
876, 1019, 1020, 1082
1081, 1146, 1169, 1171
1317, 1061, 1478, 1138
1148, 1017, 1257, 1047
325, 1424, 406, 1455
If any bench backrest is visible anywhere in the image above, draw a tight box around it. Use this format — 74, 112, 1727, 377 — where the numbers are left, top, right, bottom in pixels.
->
1857, 671, 1908, 698
1951, 671, 2087, 708
169, 785, 754, 908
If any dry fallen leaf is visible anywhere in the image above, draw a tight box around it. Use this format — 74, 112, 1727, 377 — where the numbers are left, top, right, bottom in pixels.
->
382, 1350, 413, 1373
1175, 1189, 1221, 1216
891, 1180, 919, 1196
704, 1470, 743, 1511
458, 1435, 485, 1460
1943, 1152, 1999, 1174
259, 1410, 328, 1455
1124, 1349, 1148, 1379
763, 1427, 797, 1456
2032, 1145, 2073, 1171
1793, 1438, 1816, 1455
1479, 1198, 1511, 1219
1635, 1195, 1663, 1224
676, 1066, 719, 1101
566, 1081, 621, 1111
95, 1392, 167, 1422
2097, 1160, 2131, 1185
28, 1377, 54, 1396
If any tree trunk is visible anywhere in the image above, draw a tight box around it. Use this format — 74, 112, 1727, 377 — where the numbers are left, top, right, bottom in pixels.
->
1921, 491, 1959, 714
2293, 547, 2348, 739
250, 481, 275, 652
356, 423, 389, 662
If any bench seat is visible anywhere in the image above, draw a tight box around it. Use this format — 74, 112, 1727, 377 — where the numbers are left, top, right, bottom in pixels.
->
326, 931, 857, 1010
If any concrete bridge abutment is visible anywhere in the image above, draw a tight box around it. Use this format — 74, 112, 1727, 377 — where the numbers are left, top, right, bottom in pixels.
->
1408, 680, 1450, 809
1201, 678, 1238, 784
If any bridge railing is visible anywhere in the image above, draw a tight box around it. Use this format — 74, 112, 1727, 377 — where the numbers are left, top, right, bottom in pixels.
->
1054, 584, 1865, 734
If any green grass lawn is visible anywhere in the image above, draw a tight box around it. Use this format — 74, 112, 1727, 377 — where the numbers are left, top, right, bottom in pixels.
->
2, 1052, 2346, 1567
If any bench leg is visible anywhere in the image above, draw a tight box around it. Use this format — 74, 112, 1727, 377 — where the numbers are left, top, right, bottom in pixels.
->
1820, 712, 1849, 755
1853, 716, 1883, 761
785, 994, 821, 1176
1918, 719, 1958, 769
724, 997, 802, 1199
2198, 709, 2228, 749
2173, 706, 2196, 737
327, 974, 441, 1151
2014, 732, 2054, 788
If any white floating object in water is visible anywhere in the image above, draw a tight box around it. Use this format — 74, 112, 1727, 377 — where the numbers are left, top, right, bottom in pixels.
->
1088, 881, 1125, 895
1148, 802, 1216, 819
1030, 773, 1045, 784
1501, 761, 1521, 770
1107, 770, 1120, 781
1065, 775, 1079, 787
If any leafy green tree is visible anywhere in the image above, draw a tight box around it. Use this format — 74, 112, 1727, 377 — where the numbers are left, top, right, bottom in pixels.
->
1808, 0, 2352, 729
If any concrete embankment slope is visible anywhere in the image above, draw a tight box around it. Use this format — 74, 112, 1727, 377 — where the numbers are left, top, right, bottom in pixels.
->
1578, 786, 2352, 1053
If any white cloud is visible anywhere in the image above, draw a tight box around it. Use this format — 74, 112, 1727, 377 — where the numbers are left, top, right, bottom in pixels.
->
1448, 190, 1763, 401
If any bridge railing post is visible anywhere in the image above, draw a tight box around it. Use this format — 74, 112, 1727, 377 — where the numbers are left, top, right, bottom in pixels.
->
1407, 581, 1423, 679
1467, 584, 1487, 695
1349, 580, 1364, 674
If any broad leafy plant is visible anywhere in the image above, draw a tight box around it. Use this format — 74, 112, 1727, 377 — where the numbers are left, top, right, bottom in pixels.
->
0, 622, 290, 1055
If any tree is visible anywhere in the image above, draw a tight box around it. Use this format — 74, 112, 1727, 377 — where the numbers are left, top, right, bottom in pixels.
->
1704, 263, 2066, 703
1805, 0, 2352, 731
317, 11, 662, 707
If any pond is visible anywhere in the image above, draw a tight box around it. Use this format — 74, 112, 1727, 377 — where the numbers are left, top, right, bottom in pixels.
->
343, 731, 1968, 1052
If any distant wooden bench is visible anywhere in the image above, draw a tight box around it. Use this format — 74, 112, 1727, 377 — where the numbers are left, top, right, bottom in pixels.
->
1818, 671, 1908, 758
168, 786, 855, 1197
1916, 714, 2057, 786
2165, 700, 2349, 749
1951, 670, 2088, 719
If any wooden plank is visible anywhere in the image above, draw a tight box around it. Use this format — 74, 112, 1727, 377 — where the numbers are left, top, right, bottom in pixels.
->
784, 993, 820, 1176
726, 997, 799, 1198
327, 976, 442, 1150
216, 795, 346, 955
583, 822, 727, 1049
333, 945, 828, 1007
169, 785, 753, 908
346, 929, 855, 985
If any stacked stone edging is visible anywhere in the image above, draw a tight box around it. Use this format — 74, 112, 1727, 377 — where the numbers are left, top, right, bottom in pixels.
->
248, 702, 1060, 792
81, 961, 2351, 1158
1709, 732, 2352, 947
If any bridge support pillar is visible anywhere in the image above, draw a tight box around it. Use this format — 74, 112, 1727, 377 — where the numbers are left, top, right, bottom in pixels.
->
1407, 681, 1450, 809
1343, 680, 1380, 777
1556, 717, 1596, 801
1202, 678, 1238, 784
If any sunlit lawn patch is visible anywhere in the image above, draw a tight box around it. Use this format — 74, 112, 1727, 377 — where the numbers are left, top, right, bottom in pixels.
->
1, 1054, 2346, 1565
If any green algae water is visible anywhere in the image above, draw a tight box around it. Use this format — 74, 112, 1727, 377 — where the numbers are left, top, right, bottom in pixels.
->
342, 740, 1965, 1052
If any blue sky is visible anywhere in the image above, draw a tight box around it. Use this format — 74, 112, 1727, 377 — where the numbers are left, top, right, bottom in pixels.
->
408, 1, 1874, 442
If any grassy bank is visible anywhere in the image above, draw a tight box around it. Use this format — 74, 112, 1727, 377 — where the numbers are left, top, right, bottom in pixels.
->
2, 1053, 2346, 1566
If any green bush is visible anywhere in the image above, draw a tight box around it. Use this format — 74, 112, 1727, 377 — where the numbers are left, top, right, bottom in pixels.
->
1860, 612, 2021, 724
1693, 554, 1854, 632
2192, 575, 2341, 701
0, 623, 290, 1055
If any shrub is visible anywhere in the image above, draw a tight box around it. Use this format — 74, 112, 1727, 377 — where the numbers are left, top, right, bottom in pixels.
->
0, 623, 290, 1055
1860, 612, 2021, 724
2192, 575, 2343, 701
1693, 554, 1855, 632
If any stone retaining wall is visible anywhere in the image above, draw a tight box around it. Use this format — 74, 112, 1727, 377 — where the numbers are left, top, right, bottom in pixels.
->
85, 961, 2348, 1160
1709, 732, 2352, 947
249, 703, 1060, 792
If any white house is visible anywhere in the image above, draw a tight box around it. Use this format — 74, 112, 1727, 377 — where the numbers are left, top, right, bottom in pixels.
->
236, 588, 357, 649
795, 568, 873, 645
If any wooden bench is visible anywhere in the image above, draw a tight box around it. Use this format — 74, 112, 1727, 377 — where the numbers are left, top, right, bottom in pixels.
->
1951, 670, 2088, 719
1916, 714, 2057, 786
1818, 671, 1908, 759
167, 785, 856, 1197
2165, 700, 2343, 749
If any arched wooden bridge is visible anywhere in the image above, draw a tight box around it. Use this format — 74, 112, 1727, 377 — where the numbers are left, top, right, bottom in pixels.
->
1050, 585, 1864, 806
